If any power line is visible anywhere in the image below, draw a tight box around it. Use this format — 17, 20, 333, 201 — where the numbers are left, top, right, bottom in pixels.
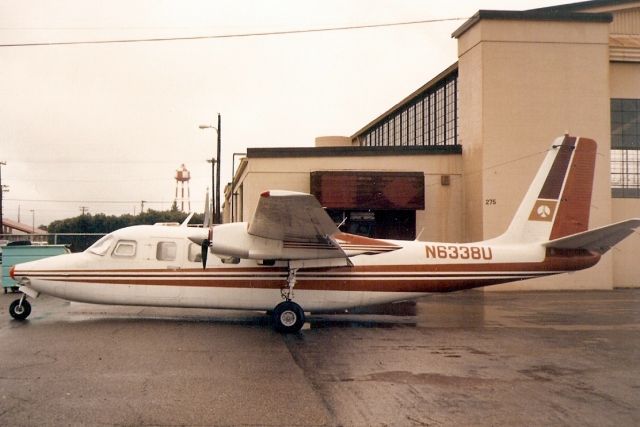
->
5, 198, 207, 204
5, 198, 168, 204
4, 176, 176, 183
5, 159, 196, 164
0, 17, 467, 48
0, 25, 253, 31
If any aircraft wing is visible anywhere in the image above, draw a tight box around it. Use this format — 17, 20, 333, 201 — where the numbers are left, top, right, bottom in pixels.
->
543, 218, 640, 254
248, 190, 339, 242
193, 190, 397, 265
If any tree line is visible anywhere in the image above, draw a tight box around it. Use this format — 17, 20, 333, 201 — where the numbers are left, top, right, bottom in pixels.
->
45, 209, 205, 252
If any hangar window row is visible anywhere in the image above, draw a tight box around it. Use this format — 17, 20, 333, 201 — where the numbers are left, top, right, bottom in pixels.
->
358, 69, 458, 148
611, 98, 640, 198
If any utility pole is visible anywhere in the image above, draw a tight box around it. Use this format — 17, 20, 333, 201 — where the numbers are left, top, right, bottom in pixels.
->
216, 113, 221, 224
29, 209, 35, 233
0, 161, 5, 233
207, 158, 216, 222
79, 206, 89, 215
140, 200, 146, 214
199, 113, 222, 224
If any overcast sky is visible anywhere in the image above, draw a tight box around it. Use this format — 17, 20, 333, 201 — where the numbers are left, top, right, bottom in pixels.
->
0, 0, 568, 226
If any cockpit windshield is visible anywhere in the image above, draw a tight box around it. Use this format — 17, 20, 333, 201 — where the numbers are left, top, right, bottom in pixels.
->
87, 235, 114, 256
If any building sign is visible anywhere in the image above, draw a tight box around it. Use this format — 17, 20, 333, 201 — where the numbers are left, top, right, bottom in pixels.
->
310, 171, 425, 210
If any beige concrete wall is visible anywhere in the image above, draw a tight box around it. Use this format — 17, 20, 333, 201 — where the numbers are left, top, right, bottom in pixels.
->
610, 62, 640, 97
609, 8, 640, 35
235, 154, 464, 244
315, 136, 351, 147
457, 19, 614, 290
458, 22, 484, 243
585, 3, 640, 33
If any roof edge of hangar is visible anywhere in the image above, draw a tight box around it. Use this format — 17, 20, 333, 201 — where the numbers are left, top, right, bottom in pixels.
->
531, 0, 640, 13
247, 144, 462, 159
452, 8, 613, 39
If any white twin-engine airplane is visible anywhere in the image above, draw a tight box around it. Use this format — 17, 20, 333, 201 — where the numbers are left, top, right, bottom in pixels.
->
8, 135, 640, 332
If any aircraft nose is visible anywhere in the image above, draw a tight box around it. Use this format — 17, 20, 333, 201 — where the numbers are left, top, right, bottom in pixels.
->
12, 258, 44, 280
13, 252, 85, 278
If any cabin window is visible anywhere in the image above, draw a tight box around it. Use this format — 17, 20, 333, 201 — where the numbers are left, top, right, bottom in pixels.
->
87, 235, 113, 256
187, 243, 202, 263
156, 241, 177, 261
112, 240, 137, 258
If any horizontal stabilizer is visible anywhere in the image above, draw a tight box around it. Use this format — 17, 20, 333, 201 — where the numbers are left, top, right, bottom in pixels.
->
543, 218, 640, 254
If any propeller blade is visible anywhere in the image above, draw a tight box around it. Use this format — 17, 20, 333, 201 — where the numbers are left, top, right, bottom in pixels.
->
201, 239, 209, 269
203, 189, 211, 227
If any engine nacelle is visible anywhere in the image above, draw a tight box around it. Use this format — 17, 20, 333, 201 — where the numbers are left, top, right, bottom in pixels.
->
209, 222, 342, 261
210, 223, 282, 259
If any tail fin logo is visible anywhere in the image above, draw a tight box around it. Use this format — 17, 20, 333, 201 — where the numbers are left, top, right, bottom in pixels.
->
529, 199, 557, 222
537, 205, 551, 218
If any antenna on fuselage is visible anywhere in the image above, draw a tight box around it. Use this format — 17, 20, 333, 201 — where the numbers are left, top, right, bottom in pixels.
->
180, 212, 195, 227
337, 214, 347, 230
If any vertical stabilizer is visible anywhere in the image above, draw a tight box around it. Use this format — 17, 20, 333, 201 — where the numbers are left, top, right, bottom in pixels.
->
497, 135, 597, 243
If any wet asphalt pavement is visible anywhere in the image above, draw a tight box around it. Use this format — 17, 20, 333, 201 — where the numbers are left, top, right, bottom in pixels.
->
0, 289, 639, 426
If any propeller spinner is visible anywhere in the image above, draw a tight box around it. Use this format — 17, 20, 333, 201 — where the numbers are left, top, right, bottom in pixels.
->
201, 226, 213, 269
188, 227, 212, 270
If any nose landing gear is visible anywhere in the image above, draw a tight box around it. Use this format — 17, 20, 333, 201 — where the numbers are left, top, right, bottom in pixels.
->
9, 295, 31, 321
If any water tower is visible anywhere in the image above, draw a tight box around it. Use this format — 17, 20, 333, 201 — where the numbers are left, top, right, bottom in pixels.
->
174, 164, 191, 212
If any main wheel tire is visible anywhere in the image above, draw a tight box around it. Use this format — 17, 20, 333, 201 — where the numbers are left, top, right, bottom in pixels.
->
9, 299, 31, 321
272, 301, 305, 333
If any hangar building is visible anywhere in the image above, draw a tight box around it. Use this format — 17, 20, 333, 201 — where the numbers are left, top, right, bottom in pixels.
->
225, 0, 640, 290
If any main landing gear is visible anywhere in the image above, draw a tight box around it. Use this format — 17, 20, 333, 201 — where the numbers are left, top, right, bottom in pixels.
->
272, 267, 305, 333
272, 300, 305, 333
9, 294, 31, 321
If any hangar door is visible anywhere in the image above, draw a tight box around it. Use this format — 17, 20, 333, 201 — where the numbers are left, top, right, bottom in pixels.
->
310, 171, 424, 240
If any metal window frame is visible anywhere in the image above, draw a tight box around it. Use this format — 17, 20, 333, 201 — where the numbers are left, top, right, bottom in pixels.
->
357, 68, 458, 148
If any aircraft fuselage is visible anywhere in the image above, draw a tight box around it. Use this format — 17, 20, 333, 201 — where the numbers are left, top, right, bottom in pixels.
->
12, 225, 599, 313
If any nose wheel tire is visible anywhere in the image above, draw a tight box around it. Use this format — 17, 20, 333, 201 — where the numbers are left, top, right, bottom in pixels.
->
9, 299, 31, 321
272, 301, 305, 333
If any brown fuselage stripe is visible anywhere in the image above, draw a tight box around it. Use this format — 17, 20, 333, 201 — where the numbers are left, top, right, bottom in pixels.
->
333, 232, 401, 248
17, 253, 600, 293
50, 277, 532, 293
